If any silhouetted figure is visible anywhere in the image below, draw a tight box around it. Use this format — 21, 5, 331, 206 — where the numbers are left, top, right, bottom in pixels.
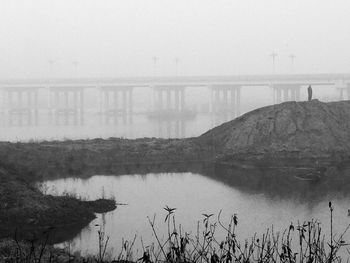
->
307, 85, 312, 101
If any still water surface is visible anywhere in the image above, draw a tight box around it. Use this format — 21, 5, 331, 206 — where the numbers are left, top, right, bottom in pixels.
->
41, 171, 350, 257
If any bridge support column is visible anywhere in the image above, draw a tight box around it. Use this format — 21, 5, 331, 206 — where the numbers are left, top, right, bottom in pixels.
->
64, 91, 69, 125
122, 89, 127, 123
180, 89, 185, 111
283, 88, 289, 102
276, 88, 282, 103
49, 87, 84, 125
291, 88, 296, 101
99, 86, 133, 125
273, 84, 301, 103
128, 89, 133, 124
236, 87, 241, 116
4, 88, 39, 126
26, 91, 35, 125
212, 88, 219, 114
157, 89, 163, 111
34, 90, 38, 125
113, 91, 118, 115
79, 90, 84, 125
73, 90, 78, 125
335, 81, 348, 100
295, 87, 300, 101
210, 85, 240, 120
152, 86, 186, 117
166, 90, 171, 110
175, 89, 180, 111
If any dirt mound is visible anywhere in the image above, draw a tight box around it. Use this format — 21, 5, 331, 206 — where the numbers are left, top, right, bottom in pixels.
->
198, 100, 350, 161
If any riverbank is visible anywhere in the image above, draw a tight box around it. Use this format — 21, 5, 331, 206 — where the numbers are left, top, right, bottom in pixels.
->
2, 101, 350, 183
0, 168, 116, 240
0, 137, 208, 181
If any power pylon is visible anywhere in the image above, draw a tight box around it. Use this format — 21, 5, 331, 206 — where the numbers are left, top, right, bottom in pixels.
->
152, 56, 158, 77
270, 52, 277, 73
289, 54, 295, 72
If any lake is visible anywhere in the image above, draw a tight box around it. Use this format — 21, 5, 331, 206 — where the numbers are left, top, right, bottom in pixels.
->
39, 166, 350, 258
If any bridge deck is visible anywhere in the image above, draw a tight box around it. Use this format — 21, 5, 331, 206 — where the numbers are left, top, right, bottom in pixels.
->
0, 74, 349, 88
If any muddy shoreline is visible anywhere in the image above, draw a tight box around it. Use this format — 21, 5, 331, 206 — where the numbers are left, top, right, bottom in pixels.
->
0, 170, 116, 241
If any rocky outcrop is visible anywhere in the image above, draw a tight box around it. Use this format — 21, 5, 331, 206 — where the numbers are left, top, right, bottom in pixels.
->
198, 100, 350, 162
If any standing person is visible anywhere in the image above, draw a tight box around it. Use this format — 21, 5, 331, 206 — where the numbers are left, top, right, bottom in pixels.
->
307, 85, 312, 101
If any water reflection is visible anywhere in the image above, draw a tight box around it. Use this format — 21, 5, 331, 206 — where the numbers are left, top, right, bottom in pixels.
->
100, 112, 133, 125
0, 88, 243, 141
7, 110, 38, 126
155, 119, 186, 138
39, 166, 350, 257
205, 164, 350, 204
0, 111, 227, 141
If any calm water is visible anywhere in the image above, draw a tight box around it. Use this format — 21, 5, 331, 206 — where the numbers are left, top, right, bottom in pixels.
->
0, 85, 337, 142
0, 113, 216, 141
0, 85, 295, 142
40, 169, 350, 257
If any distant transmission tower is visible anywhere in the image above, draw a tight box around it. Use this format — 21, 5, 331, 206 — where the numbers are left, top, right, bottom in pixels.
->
289, 54, 295, 72
48, 59, 55, 77
174, 57, 180, 76
270, 52, 278, 74
152, 56, 158, 77
72, 60, 79, 77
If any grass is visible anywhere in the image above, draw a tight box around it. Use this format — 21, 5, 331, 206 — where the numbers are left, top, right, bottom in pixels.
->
0, 137, 207, 182
1, 203, 350, 263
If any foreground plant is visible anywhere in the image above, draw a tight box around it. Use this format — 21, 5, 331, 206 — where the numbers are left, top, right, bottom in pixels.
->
1, 203, 349, 263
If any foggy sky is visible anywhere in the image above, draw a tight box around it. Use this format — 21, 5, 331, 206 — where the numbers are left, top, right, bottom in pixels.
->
1, 0, 350, 78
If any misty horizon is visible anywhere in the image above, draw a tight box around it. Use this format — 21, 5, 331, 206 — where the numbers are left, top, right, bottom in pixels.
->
1, 0, 350, 79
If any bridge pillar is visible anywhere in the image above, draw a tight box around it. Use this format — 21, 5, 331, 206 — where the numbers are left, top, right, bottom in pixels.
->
122, 89, 127, 123
128, 89, 133, 124
180, 89, 185, 111
3, 87, 40, 126
335, 81, 348, 100
290, 88, 295, 101
152, 85, 186, 116
99, 86, 133, 125
80, 90, 84, 125
283, 87, 289, 102
273, 84, 301, 103
211, 88, 219, 114
295, 87, 300, 101
166, 90, 171, 110
49, 87, 84, 125
158, 89, 164, 110
175, 89, 180, 111
276, 87, 282, 103
210, 85, 240, 119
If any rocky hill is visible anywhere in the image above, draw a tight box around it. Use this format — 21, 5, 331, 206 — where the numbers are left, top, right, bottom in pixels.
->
198, 100, 350, 163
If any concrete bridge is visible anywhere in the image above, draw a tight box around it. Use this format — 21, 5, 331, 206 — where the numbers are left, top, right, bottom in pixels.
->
0, 73, 349, 125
